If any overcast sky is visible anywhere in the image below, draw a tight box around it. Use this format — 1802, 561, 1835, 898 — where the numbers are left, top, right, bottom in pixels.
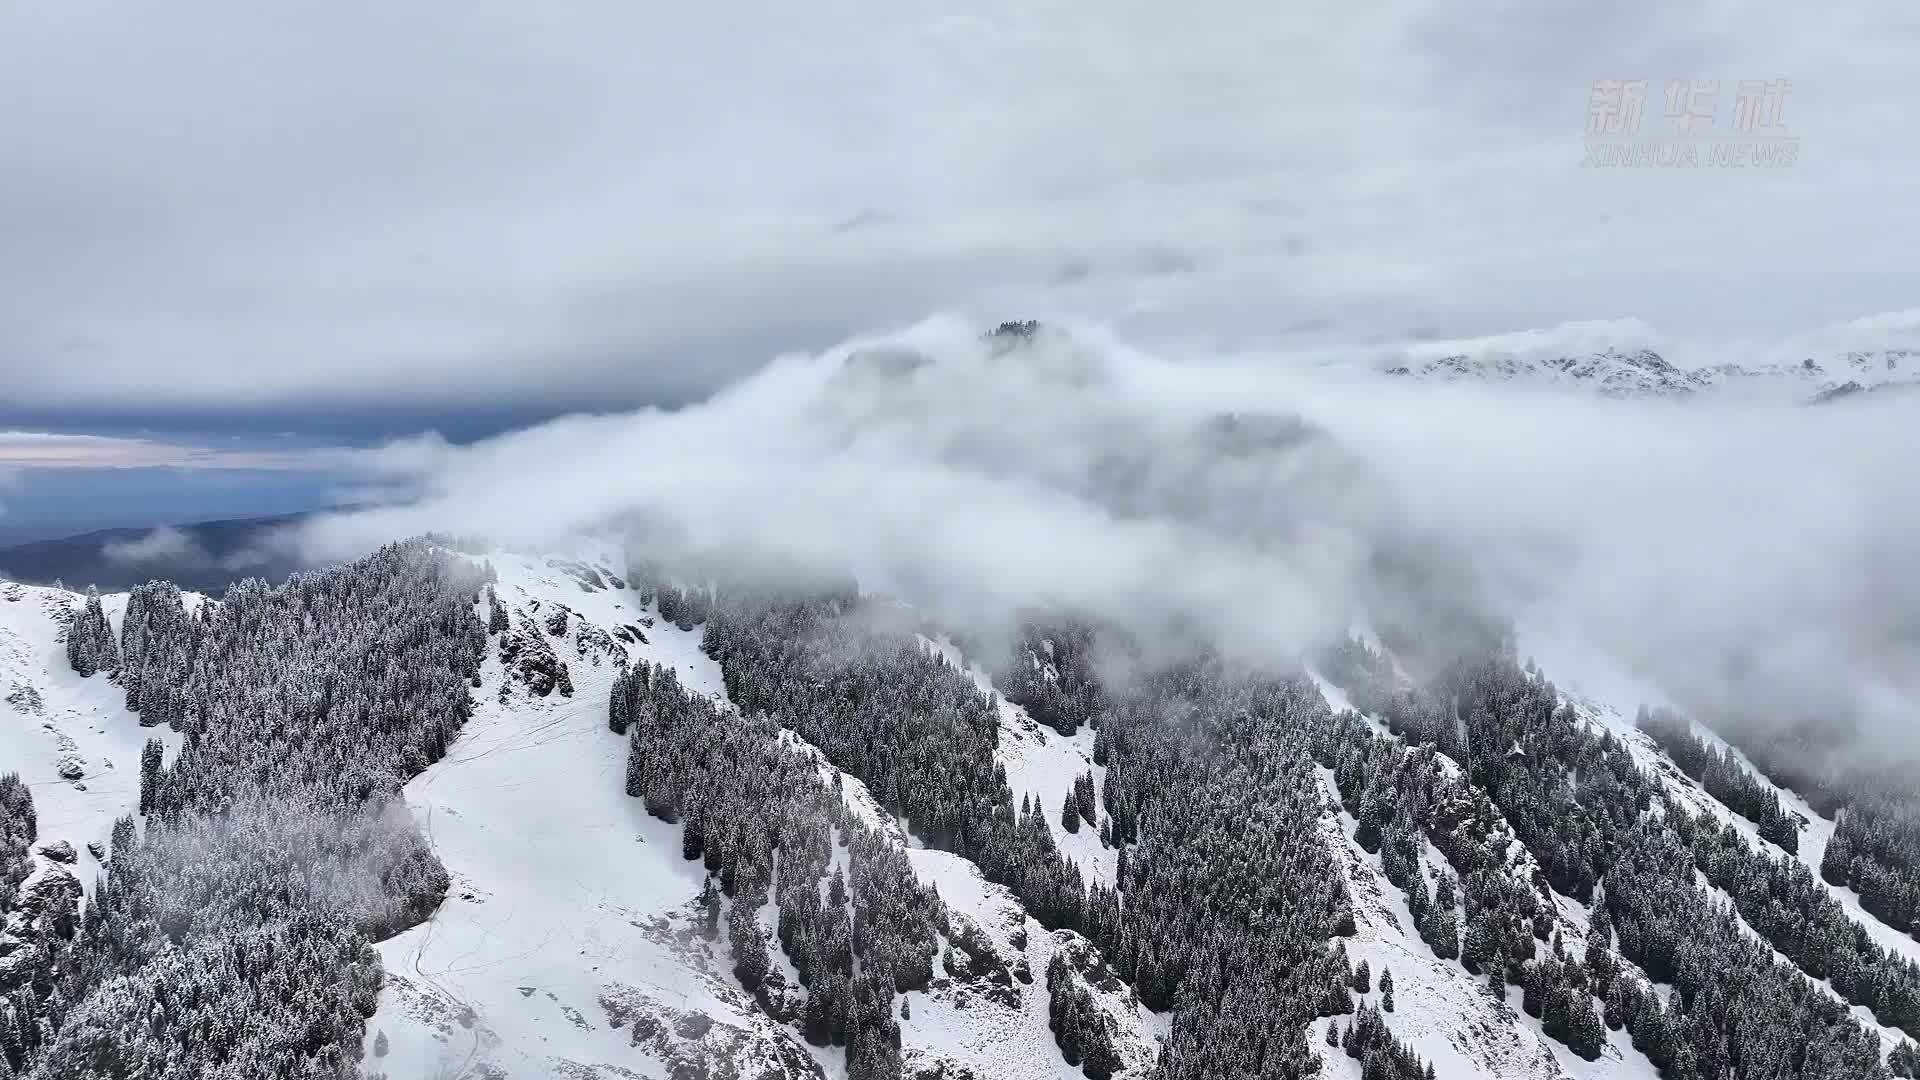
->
3, 0, 1916, 446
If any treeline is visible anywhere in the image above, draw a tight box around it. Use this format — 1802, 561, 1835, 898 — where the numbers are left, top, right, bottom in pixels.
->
1310, 702, 1606, 1061
1090, 655, 1375, 1080
613, 655, 927, 1079
0, 773, 32, 912
62, 587, 118, 677
1321, 631, 1918, 1073
1824, 793, 1920, 943
1000, 622, 1101, 736
22, 541, 493, 1079
1656, 700, 1920, 949
1636, 707, 1800, 853
1330, 1002, 1435, 1080
673, 578, 1420, 1080
1045, 952, 1123, 1080
700, 591, 1094, 934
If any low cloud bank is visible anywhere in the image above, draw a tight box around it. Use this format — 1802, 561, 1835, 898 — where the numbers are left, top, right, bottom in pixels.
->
301, 316, 1920, 766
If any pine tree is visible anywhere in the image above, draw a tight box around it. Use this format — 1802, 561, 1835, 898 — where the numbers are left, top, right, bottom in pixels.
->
1381, 967, 1394, 1012
1074, 771, 1098, 826
138, 737, 164, 816
682, 805, 705, 861
64, 587, 118, 677
1062, 794, 1081, 834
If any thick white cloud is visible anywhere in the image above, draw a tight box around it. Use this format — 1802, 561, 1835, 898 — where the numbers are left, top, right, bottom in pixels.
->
3, 0, 1915, 411
303, 317, 1920, 762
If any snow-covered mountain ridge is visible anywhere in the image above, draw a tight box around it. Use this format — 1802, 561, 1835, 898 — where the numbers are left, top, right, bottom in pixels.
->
1383, 344, 1920, 401
5, 545, 1917, 1080
364, 546, 1163, 1080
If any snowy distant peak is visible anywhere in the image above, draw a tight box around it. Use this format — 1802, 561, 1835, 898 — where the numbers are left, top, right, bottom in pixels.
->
1384, 346, 1710, 398
1377, 315, 1920, 401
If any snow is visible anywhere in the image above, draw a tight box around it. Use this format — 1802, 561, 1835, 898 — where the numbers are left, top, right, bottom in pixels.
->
0, 581, 188, 895
1515, 616, 1920, 1055
1312, 766, 1563, 1080
365, 548, 809, 1080
1309, 668, 1356, 714
903, 848, 1159, 1079
1309, 761, 1663, 1080
365, 547, 1157, 1080
922, 634, 1117, 888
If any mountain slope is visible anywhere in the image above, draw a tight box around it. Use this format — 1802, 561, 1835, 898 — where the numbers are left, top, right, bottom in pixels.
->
8, 541, 1915, 1080
364, 547, 1162, 1080
1517, 622, 1920, 1052
0, 582, 194, 888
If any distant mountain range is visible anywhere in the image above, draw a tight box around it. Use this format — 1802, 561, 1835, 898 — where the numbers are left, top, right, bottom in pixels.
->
0, 511, 319, 593
1382, 345, 1920, 402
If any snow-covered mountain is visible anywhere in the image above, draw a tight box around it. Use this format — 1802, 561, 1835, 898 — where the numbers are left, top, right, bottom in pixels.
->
1376, 317, 1920, 402
342, 546, 1166, 1080
5, 542, 1918, 1080
0, 582, 194, 880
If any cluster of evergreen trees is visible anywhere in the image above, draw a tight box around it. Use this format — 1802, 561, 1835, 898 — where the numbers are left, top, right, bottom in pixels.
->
1328, 1002, 1434, 1080
16, 541, 492, 1079
628, 560, 714, 632
699, 591, 1095, 936
1646, 691, 1920, 951
0, 774, 32, 914
1312, 702, 1603, 1060
1601, 822, 1887, 1078
1044, 952, 1122, 1080
1891, 1038, 1920, 1078
613, 656, 921, 1080
1000, 622, 1101, 736
115, 580, 199, 728
654, 579, 1426, 1080
1320, 630, 1917, 1074
1089, 656, 1368, 1080
1824, 792, 1920, 942
62, 587, 118, 677
1682, 805, 1920, 1034
1637, 707, 1800, 852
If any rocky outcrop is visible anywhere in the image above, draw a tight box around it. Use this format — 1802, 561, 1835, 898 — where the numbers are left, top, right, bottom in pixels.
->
497, 610, 573, 698
573, 621, 624, 667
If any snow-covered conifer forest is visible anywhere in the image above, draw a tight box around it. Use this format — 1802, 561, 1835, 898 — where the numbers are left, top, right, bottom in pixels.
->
1, 523, 1916, 1079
